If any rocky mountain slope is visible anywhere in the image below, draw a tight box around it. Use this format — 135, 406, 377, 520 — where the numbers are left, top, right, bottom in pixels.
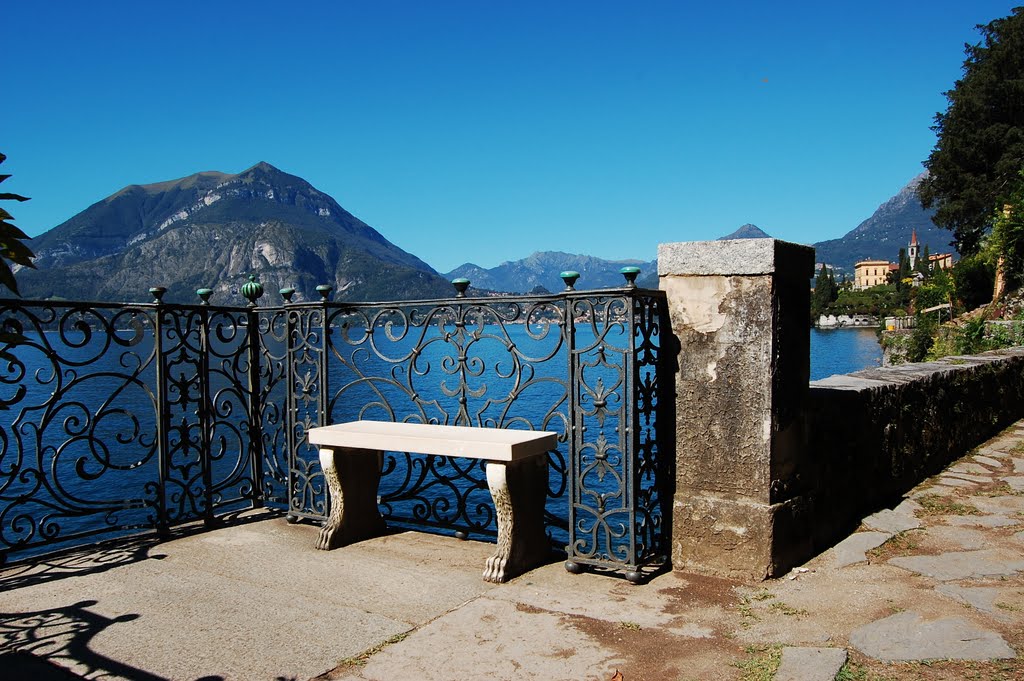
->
19, 162, 452, 303
813, 173, 955, 273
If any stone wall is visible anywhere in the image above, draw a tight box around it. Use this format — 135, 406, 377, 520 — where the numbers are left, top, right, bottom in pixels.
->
659, 237, 1024, 581
802, 349, 1024, 553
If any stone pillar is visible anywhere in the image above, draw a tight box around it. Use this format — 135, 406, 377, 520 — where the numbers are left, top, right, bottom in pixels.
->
658, 239, 815, 580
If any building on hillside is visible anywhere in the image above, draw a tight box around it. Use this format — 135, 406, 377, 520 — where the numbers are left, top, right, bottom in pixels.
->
854, 260, 891, 289
851, 231, 957, 290
929, 252, 954, 270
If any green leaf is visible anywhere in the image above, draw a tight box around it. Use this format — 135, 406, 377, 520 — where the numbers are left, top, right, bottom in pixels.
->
0, 261, 20, 295
0, 240, 35, 266
0, 221, 29, 240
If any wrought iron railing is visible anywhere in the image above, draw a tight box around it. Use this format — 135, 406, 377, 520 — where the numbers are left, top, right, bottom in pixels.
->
0, 275, 672, 579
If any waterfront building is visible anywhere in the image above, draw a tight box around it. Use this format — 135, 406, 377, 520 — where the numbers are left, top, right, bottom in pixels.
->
854, 259, 891, 289
852, 232, 955, 290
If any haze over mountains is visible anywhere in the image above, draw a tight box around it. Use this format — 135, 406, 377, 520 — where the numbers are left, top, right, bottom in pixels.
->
17, 163, 951, 302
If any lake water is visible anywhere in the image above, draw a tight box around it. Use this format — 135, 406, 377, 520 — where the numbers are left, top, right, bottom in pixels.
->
809, 327, 883, 380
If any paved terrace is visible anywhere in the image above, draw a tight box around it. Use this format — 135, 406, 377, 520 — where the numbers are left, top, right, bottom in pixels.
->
3, 425, 1024, 681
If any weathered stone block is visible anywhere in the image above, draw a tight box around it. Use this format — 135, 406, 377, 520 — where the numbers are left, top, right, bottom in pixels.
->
671, 491, 813, 580
660, 239, 814, 579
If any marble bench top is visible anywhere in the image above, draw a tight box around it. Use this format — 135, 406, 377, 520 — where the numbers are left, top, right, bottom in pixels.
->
307, 421, 558, 462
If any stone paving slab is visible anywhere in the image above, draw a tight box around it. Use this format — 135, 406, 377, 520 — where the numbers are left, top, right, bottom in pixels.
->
1003, 475, 1024, 492
1013, 457, 1024, 472
972, 455, 1004, 469
936, 477, 975, 488
972, 495, 1024, 515
832, 532, 891, 568
774, 647, 848, 681
924, 526, 986, 550
949, 462, 994, 476
935, 584, 1015, 620
339, 595, 623, 681
889, 549, 1024, 581
947, 513, 1019, 528
977, 445, 1011, 458
849, 611, 1015, 662
942, 472, 993, 483
862, 508, 920, 534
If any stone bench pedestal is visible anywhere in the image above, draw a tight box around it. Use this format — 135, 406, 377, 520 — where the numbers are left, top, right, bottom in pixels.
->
308, 421, 557, 583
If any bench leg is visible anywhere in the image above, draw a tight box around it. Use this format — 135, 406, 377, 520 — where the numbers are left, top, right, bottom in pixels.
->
316, 447, 387, 550
483, 456, 549, 583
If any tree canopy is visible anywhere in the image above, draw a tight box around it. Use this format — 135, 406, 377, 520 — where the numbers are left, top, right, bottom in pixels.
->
919, 7, 1024, 256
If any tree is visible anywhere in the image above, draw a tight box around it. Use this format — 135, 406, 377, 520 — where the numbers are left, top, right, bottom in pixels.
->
989, 170, 1024, 291
917, 244, 932, 276
0, 153, 34, 294
889, 248, 911, 287
811, 264, 837, 321
919, 8, 1024, 256
952, 254, 995, 310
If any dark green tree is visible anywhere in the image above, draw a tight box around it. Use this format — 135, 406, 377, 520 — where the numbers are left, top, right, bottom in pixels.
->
890, 248, 911, 286
919, 8, 1024, 256
952, 254, 995, 310
917, 244, 932, 276
811, 264, 837, 321
0, 153, 34, 294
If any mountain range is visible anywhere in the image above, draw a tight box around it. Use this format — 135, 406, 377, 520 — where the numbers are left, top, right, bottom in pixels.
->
16, 164, 950, 302
19, 162, 452, 303
812, 173, 954, 274
445, 253, 657, 293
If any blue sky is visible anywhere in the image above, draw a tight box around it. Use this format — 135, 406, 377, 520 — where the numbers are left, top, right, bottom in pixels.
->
4, 1, 1019, 273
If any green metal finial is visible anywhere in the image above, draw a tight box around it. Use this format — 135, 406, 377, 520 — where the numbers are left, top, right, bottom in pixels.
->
149, 287, 167, 303
559, 271, 580, 291
279, 287, 295, 303
196, 288, 213, 305
451, 278, 470, 298
619, 266, 641, 288
316, 284, 333, 301
240, 275, 264, 307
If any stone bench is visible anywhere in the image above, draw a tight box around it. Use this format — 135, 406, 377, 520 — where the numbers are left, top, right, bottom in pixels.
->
306, 421, 557, 583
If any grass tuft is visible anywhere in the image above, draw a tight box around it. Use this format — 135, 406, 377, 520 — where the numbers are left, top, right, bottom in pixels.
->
914, 493, 981, 516
334, 632, 409, 668
733, 645, 782, 681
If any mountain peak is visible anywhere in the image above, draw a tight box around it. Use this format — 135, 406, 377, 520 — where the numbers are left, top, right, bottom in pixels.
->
718, 224, 771, 240
240, 161, 285, 176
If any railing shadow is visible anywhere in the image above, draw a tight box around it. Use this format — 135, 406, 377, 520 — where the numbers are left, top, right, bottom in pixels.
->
0, 599, 165, 681
0, 508, 283, 592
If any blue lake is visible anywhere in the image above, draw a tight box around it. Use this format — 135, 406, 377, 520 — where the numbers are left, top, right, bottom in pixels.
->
809, 327, 883, 380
